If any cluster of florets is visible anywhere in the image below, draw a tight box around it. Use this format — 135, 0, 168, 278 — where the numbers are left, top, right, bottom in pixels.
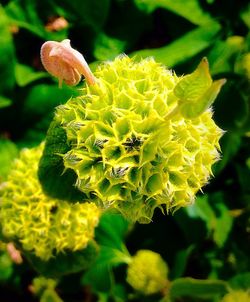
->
54, 55, 223, 223
126, 249, 168, 295
0, 144, 100, 260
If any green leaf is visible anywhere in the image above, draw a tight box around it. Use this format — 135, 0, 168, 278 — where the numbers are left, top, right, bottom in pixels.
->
23, 84, 79, 117
174, 58, 226, 119
186, 195, 215, 225
5, 0, 68, 40
0, 139, 18, 180
174, 58, 212, 100
236, 163, 250, 194
180, 78, 226, 118
82, 253, 113, 293
112, 284, 128, 302
5, 0, 46, 38
131, 22, 221, 67
83, 213, 131, 293
213, 80, 250, 132
213, 199, 233, 248
94, 33, 126, 61
15, 63, 49, 87
208, 36, 246, 75
95, 212, 130, 251
0, 253, 13, 281
56, 0, 111, 30
229, 273, 250, 291
186, 194, 233, 247
169, 277, 229, 299
134, 0, 213, 26
38, 120, 84, 202
0, 96, 12, 109
25, 241, 99, 278
0, 5, 16, 93
171, 245, 195, 279
240, 3, 250, 29
82, 246, 130, 293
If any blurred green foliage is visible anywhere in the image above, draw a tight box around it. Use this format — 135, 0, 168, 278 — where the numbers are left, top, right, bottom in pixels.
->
0, 0, 249, 301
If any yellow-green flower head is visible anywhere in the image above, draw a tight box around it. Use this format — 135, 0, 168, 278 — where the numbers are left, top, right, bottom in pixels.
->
0, 144, 100, 261
55, 55, 224, 223
221, 290, 250, 302
126, 249, 168, 295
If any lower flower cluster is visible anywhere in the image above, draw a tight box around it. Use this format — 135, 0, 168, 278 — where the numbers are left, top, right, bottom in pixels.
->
0, 143, 100, 261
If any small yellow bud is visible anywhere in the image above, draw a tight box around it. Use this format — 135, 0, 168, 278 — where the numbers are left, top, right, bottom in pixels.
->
126, 249, 168, 295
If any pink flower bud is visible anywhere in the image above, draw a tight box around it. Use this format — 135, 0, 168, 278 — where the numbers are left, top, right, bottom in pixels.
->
40, 39, 95, 87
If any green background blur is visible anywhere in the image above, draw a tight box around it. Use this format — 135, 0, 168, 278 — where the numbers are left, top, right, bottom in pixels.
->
0, 0, 249, 301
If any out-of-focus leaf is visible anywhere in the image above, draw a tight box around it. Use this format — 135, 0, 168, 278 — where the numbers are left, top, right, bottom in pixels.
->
93, 33, 126, 61
186, 195, 215, 225
5, 0, 45, 38
235, 52, 250, 81
82, 253, 113, 293
0, 96, 12, 109
113, 284, 127, 302
0, 5, 16, 93
5, 0, 68, 40
173, 208, 207, 243
0, 252, 13, 281
54, 0, 111, 30
185, 194, 233, 247
208, 36, 246, 75
213, 132, 242, 174
82, 246, 130, 293
229, 273, 250, 291
240, 3, 250, 29
171, 245, 195, 279
213, 195, 234, 247
236, 164, 250, 194
95, 212, 130, 251
214, 80, 249, 132
134, 0, 213, 26
23, 84, 79, 117
25, 241, 99, 278
15, 63, 49, 87
18, 115, 51, 148
169, 277, 229, 299
0, 139, 18, 180
131, 22, 221, 67
82, 213, 131, 293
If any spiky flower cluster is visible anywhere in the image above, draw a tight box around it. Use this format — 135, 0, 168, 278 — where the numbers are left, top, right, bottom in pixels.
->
55, 55, 223, 223
126, 249, 168, 295
221, 290, 250, 302
0, 144, 100, 261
